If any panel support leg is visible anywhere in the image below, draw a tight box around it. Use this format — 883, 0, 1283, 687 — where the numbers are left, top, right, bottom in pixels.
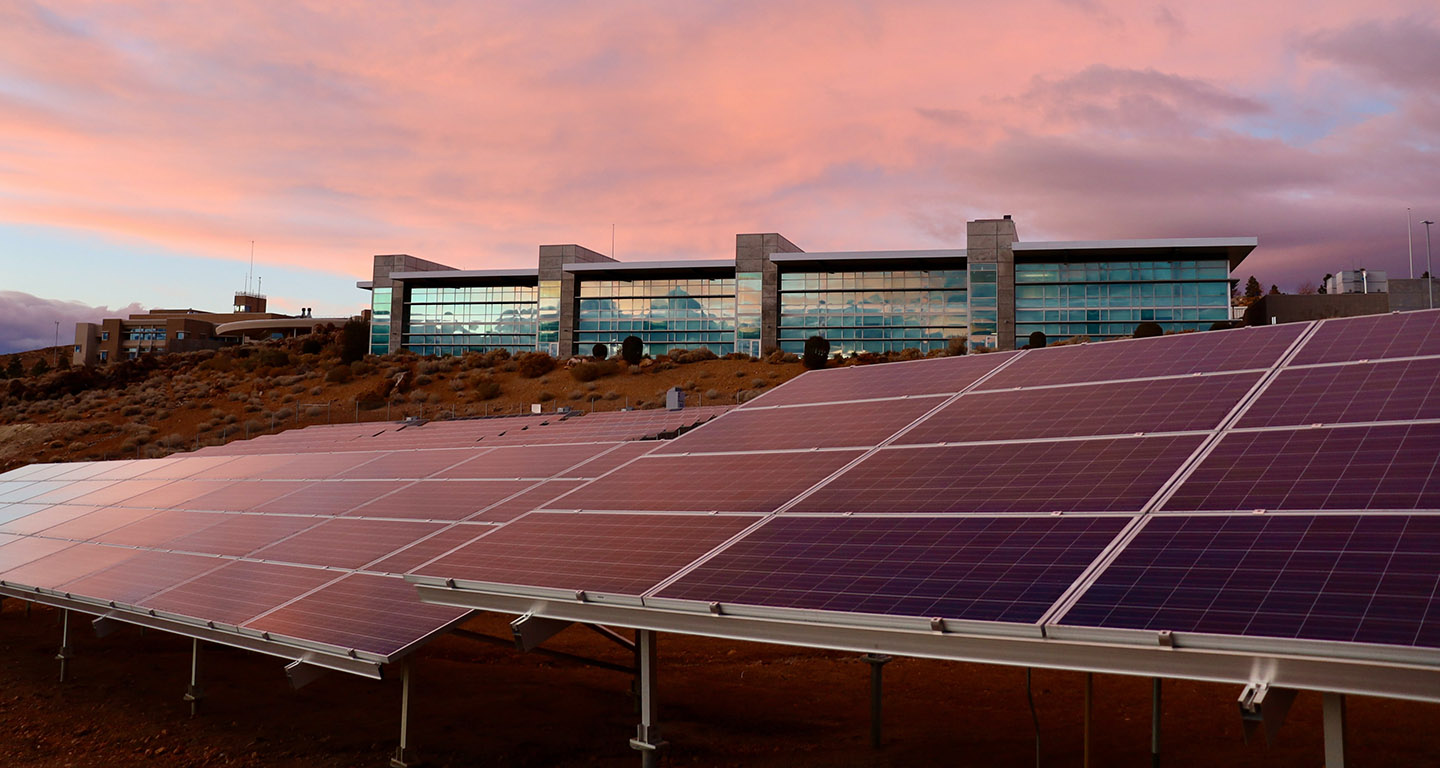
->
183, 638, 204, 717
1150, 677, 1162, 768
629, 629, 666, 767
1083, 673, 1093, 768
56, 609, 73, 682
862, 654, 891, 749
1322, 693, 1346, 768
390, 657, 416, 768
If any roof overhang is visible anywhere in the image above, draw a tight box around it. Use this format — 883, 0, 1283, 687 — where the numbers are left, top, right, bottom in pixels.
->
388, 269, 540, 286
214, 317, 355, 336
1013, 238, 1258, 271
565, 259, 736, 279
770, 249, 968, 271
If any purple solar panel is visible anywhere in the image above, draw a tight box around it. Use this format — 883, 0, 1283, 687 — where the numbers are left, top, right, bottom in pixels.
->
0, 543, 135, 589
91, 509, 221, 547
0, 504, 94, 535
332, 449, 479, 480
1164, 424, 1440, 511
656, 515, 1129, 622
791, 437, 1204, 515
748, 352, 1016, 407
22, 480, 117, 505
0, 536, 76, 574
59, 550, 222, 604
368, 524, 493, 574
39, 506, 162, 541
164, 513, 320, 557
249, 480, 411, 516
140, 560, 339, 626
565, 442, 659, 477
1237, 358, 1440, 428
977, 324, 1306, 391
64, 479, 176, 507
189, 452, 382, 480
543, 450, 865, 513
0, 481, 68, 504
1291, 309, 1440, 365
243, 573, 470, 658
344, 480, 533, 520
250, 518, 444, 569
1060, 514, 1440, 648
130, 456, 241, 480
435, 444, 615, 479
117, 480, 235, 510
898, 373, 1259, 445
414, 512, 759, 595
470, 480, 590, 523
654, 397, 946, 454
175, 480, 310, 512
0, 503, 49, 527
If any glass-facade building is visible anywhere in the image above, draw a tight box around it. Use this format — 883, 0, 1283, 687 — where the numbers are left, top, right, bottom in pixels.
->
364, 220, 1256, 357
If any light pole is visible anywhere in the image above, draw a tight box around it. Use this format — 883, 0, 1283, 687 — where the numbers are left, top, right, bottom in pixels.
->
53, 321, 59, 365
1425, 220, 1435, 310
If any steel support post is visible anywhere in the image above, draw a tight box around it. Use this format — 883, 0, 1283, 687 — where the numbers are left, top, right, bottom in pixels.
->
390, 658, 416, 768
629, 629, 666, 766
1083, 673, 1093, 768
184, 638, 204, 717
1151, 678, 1162, 768
1322, 693, 1346, 768
56, 609, 73, 682
861, 654, 892, 749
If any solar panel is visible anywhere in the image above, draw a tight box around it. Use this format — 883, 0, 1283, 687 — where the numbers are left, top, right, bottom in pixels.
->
654, 515, 1129, 623
1237, 358, 1440, 428
653, 396, 947, 454
63, 479, 176, 507
140, 560, 340, 626
249, 480, 411, 516
790, 437, 1203, 515
0, 503, 51, 527
163, 513, 320, 557
250, 518, 445, 570
91, 509, 222, 548
187, 452, 381, 480
344, 480, 534, 520
173, 480, 311, 512
0, 536, 76, 573
1290, 309, 1440, 365
541, 450, 865, 513
470, 480, 590, 523
434, 444, 618, 479
0, 542, 135, 589
1059, 514, 1440, 648
243, 573, 469, 658
20, 479, 117, 505
746, 353, 1015, 407
367, 523, 493, 574
412, 512, 759, 596
130, 456, 240, 480
331, 449, 479, 479
896, 373, 1260, 445
1163, 423, 1440, 512
0, 481, 68, 504
977, 324, 1306, 391
34, 506, 161, 542
565, 442, 659, 478
0, 504, 95, 535
113, 480, 235, 510
58, 550, 222, 605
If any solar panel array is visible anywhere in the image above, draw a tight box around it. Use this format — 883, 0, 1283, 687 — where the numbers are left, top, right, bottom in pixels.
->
0, 407, 728, 666
412, 310, 1440, 664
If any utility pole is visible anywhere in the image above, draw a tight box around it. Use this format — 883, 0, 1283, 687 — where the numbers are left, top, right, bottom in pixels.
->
53, 321, 59, 365
1425, 220, 1435, 310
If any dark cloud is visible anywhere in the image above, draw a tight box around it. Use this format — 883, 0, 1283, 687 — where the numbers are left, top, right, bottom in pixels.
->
1021, 66, 1268, 136
1303, 17, 1440, 94
0, 291, 144, 354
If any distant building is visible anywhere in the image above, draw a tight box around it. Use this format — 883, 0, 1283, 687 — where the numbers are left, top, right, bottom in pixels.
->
73, 292, 353, 366
1244, 270, 1440, 326
362, 216, 1253, 357
1325, 269, 1387, 295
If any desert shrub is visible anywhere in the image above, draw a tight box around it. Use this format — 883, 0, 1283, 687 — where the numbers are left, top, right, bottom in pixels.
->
705, 388, 719, 399
570, 360, 619, 383
339, 320, 369, 363
419, 359, 447, 375
567, 390, 583, 400
351, 360, 374, 376
300, 338, 324, 355
536, 390, 555, 402
414, 374, 433, 386
473, 378, 502, 400
670, 347, 718, 364
1133, 322, 1164, 338
29, 359, 50, 377
764, 349, 799, 364
946, 336, 968, 356
449, 379, 466, 392
802, 336, 829, 370
751, 378, 766, 388
273, 407, 295, 421
516, 352, 556, 378
621, 335, 643, 365
325, 364, 353, 383
258, 348, 292, 368
895, 347, 923, 361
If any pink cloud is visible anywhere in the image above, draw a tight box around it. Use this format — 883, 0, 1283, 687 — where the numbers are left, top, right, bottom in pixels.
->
0, 0, 1435, 295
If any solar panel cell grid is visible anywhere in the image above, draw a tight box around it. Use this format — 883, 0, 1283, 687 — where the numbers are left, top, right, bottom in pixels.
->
139, 560, 339, 626
0, 503, 50, 527
897, 373, 1259, 445
656, 515, 1130, 622
654, 397, 946, 454
0, 482, 67, 504
565, 442, 660, 478
1060, 514, 1440, 648
0, 543, 135, 589
163, 513, 319, 557
250, 518, 445, 569
63, 479, 176, 507
791, 437, 1203, 515
332, 449, 480, 479
243, 573, 470, 658
977, 324, 1306, 391
91, 509, 221, 548
189, 452, 381, 480
748, 353, 1016, 407
1291, 309, 1440, 365
0, 505, 95, 535
368, 524, 492, 574
1237, 358, 1440, 428
544, 450, 865, 513
130, 456, 240, 480
21, 480, 116, 505
116, 480, 235, 510
33, 506, 160, 541
249, 480, 411, 516
470, 480, 591, 523
177, 480, 310, 512
1163, 423, 1440, 512
344, 480, 534, 520
414, 512, 759, 595
434, 444, 615, 479
0, 536, 75, 574
59, 550, 223, 605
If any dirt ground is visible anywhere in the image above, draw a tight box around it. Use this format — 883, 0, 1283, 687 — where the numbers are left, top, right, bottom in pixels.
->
2, 602, 1436, 767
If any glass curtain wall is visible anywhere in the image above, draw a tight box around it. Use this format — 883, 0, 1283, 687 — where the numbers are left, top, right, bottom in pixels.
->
369, 287, 392, 355
734, 272, 763, 356
1014, 260, 1231, 345
577, 278, 736, 356
777, 269, 968, 355
966, 264, 998, 350
401, 285, 539, 356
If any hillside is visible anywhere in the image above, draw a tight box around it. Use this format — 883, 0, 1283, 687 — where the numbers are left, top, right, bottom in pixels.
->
0, 331, 831, 473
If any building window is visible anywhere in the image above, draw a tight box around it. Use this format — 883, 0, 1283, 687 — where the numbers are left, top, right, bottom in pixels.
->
777, 269, 968, 356
176, 331, 185, 340
99, 351, 108, 362
101, 331, 110, 341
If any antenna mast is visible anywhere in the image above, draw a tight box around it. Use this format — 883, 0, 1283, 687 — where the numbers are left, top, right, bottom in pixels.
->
247, 240, 256, 293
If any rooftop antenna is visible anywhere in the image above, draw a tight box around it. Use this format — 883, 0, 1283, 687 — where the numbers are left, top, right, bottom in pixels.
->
247, 240, 256, 293
1408, 208, 1415, 279
611, 224, 616, 259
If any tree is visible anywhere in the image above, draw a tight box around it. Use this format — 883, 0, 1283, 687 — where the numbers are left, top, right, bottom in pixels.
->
1024, 331, 1047, 349
1319, 274, 1333, 294
621, 335, 643, 365
339, 320, 369, 363
1269, 284, 1282, 295
4, 357, 22, 379
1243, 276, 1262, 299
29, 358, 50, 377
1296, 281, 1318, 295
1133, 322, 1164, 338
802, 336, 830, 370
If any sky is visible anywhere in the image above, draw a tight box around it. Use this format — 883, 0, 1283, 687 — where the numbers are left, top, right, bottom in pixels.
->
1, 0, 1437, 353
